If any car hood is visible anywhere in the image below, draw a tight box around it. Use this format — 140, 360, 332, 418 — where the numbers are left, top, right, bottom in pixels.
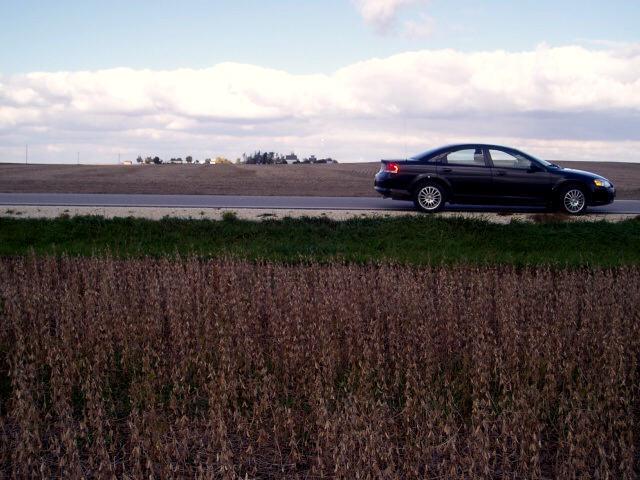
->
560, 168, 606, 180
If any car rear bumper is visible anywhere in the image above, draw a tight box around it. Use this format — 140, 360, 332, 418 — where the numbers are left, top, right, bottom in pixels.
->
375, 173, 412, 200
375, 186, 412, 200
375, 185, 391, 196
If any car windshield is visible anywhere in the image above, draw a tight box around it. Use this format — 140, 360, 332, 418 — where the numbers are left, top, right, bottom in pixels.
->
515, 150, 557, 168
497, 148, 558, 168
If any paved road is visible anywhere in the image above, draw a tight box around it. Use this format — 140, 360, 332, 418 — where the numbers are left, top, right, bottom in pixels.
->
0, 193, 639, 214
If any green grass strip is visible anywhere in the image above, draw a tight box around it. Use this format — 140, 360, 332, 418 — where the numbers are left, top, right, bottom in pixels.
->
1, 214, 639, 266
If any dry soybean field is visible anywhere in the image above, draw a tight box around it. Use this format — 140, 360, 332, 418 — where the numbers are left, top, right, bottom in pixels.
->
1, 256, 639, 478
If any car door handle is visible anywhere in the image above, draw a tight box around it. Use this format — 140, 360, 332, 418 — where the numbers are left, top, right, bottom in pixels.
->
442, 168, 452, 173
495, 170, 506, 176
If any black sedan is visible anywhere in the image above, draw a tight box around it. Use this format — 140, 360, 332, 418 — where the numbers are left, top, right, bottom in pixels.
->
374, 144, 615, 214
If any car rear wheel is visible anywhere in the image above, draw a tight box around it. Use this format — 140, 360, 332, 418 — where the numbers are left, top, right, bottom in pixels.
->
559, 186, 587, 215
413, 182, 445, 213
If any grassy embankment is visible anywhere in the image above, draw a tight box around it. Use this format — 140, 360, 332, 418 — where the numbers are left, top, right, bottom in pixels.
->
1, 214, 640, 265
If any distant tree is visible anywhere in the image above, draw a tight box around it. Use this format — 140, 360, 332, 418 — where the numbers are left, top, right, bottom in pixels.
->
144, 156, 152, 164
235, 158, 241, 164
153, 156, 161, 164
242, 151, 305, 165
266, 152, 275, 164
245, 151, 257, 164
214, 157, 232, 165
136, 156, 143, 164
186, 156, 193, 164
204, 158, 211, 164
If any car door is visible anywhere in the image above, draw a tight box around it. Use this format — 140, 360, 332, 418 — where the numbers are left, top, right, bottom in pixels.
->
437, 147, 493, 201
487, 148, 553, 202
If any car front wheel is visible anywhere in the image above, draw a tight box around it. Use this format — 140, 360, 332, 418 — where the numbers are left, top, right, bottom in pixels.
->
559, 186, 587, 215
413, 182, 446, 213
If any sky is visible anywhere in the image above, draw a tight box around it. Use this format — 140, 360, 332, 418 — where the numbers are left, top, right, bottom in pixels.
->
1, 0, 639, 163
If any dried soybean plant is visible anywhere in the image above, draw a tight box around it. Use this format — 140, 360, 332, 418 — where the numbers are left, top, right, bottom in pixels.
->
0, 256, 638, 478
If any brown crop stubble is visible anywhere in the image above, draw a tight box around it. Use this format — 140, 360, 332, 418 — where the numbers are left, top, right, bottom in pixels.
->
0, 256, 638, 479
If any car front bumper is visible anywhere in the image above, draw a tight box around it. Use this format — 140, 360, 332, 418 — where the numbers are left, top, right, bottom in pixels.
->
590, 186, 616, 206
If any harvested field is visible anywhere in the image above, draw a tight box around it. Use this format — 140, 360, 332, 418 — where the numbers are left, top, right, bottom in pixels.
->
0, 161, 639, 198
1, 256, 638, 478
0, 163, 380, 197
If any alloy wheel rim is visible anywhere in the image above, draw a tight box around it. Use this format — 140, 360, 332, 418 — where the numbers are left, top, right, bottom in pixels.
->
563, 189, 585, 213
418, 186, 442, 210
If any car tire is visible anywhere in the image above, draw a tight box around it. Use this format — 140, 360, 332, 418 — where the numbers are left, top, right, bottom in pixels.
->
558, 185, 587, 215
413, 182, 446, 213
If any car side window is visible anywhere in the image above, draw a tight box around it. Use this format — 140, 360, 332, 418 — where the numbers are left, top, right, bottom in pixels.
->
444, 148, 487, 167
489, 149, 532, 170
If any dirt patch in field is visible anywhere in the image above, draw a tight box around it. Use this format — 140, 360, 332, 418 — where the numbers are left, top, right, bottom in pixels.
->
0, 160, 638, 198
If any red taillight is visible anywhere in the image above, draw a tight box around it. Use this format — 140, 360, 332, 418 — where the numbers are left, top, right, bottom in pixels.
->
385, 162, 400, 174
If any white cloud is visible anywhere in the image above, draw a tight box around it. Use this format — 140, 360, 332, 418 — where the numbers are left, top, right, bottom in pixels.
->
1, 44, 640, 163
403, 13, 435, 38
352, 0, 425, 31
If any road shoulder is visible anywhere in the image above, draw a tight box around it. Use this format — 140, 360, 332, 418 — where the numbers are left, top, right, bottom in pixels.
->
1, 205, 637, 224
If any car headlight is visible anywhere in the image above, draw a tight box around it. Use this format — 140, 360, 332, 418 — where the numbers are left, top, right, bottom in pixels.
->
594, 179, 611, 188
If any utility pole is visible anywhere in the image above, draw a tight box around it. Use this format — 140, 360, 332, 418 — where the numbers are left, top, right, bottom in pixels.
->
25, 144, 28, 165
118, 152, 121, 164
77, 152, 80, 166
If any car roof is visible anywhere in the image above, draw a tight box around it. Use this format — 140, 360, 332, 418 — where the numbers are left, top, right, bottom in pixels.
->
412, 143, 523, 159
438, 143, 515, 151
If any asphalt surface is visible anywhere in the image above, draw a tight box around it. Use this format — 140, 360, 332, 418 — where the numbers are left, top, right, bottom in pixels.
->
1, 193, 639, 214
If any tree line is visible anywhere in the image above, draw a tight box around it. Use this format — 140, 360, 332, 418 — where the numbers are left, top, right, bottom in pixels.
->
136, 156, 232, 165
133, 152, 337, 165
241, 151, 337, 164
